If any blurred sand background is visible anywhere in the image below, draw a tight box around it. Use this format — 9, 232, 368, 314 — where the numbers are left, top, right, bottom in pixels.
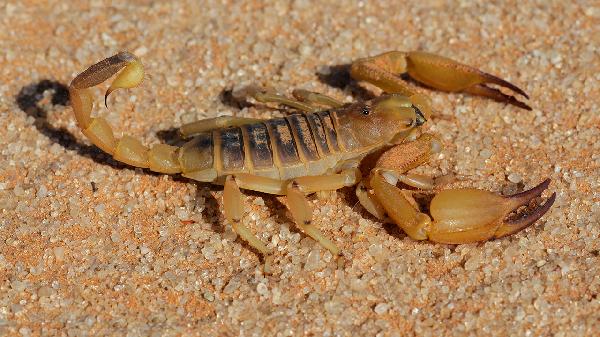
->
0, 1, 598, 336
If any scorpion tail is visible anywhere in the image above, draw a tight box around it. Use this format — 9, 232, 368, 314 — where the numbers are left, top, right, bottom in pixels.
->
69, 52, 182, 174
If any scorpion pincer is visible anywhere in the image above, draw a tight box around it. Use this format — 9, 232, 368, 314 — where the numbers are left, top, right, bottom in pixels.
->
69, 51, 555, 266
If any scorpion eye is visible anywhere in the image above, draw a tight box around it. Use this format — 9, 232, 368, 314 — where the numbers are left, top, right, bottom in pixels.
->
361, 106, 370, 115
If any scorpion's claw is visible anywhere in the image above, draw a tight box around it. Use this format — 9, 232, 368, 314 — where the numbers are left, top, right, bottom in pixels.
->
371, 174, 555, 244
350, 51, 531, 110
405, 51, 530, 109
492, 179, 556, 238
426, 179, 555, 243
462, 82, 531, 111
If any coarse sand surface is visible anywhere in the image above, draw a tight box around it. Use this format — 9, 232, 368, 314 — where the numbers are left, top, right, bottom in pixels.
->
0, 1, 598, 336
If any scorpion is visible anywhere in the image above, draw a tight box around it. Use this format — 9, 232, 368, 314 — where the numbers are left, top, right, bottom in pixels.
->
69, 50, 555, 265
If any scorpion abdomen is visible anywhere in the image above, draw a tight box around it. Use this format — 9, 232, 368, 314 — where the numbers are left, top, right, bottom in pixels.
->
179, 112, 352, 184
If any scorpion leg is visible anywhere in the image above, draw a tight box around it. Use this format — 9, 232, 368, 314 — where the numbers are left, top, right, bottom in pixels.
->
225, 171, 358, 255
246, 86, 346, 112
350, 51, 531, 110
286, 169, 361, 256
228, 173, 287, 195
356, 181, 388, 220
223, 176, 271, 256
286, 184, 339, 255
291, 89, 344, 108
243, 85, 320, 112
179, 116, 263, 138
69, 52, 183, 174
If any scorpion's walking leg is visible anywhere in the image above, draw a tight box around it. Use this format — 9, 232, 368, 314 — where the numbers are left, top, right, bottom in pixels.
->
223, 176, 271, 255
179, 116, 263, 138
291, 89, 344, 108
285, 169, 361, 255
228, 170, 360, 255
350, 51, 531, 110
245, 86, 345, 112
244, 86, 319, 112
224, 172, 355, 255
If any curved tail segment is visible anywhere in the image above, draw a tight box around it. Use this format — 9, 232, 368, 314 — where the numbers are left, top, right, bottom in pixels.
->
69, 52, 182, 174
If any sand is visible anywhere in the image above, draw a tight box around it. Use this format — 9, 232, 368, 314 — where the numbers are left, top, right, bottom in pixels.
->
0, 1, 598, 336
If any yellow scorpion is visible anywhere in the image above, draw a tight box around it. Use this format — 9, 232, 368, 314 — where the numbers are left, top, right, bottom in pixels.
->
69, 51, 555, 264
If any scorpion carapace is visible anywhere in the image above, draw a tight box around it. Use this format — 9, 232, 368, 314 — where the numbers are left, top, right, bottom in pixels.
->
69, 51, 555, 268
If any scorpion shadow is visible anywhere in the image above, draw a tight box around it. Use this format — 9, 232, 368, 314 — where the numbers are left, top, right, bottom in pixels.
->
316, 63, 375, 101
15, 80, 128, 170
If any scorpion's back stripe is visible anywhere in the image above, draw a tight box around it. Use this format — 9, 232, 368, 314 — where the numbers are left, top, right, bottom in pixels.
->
305, 113, 331, 157
264, 118, 302, 169
241, 123, 274, 170
216, 127, 245, 174
317, 111, 341, 154
286, 114, 320, 163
